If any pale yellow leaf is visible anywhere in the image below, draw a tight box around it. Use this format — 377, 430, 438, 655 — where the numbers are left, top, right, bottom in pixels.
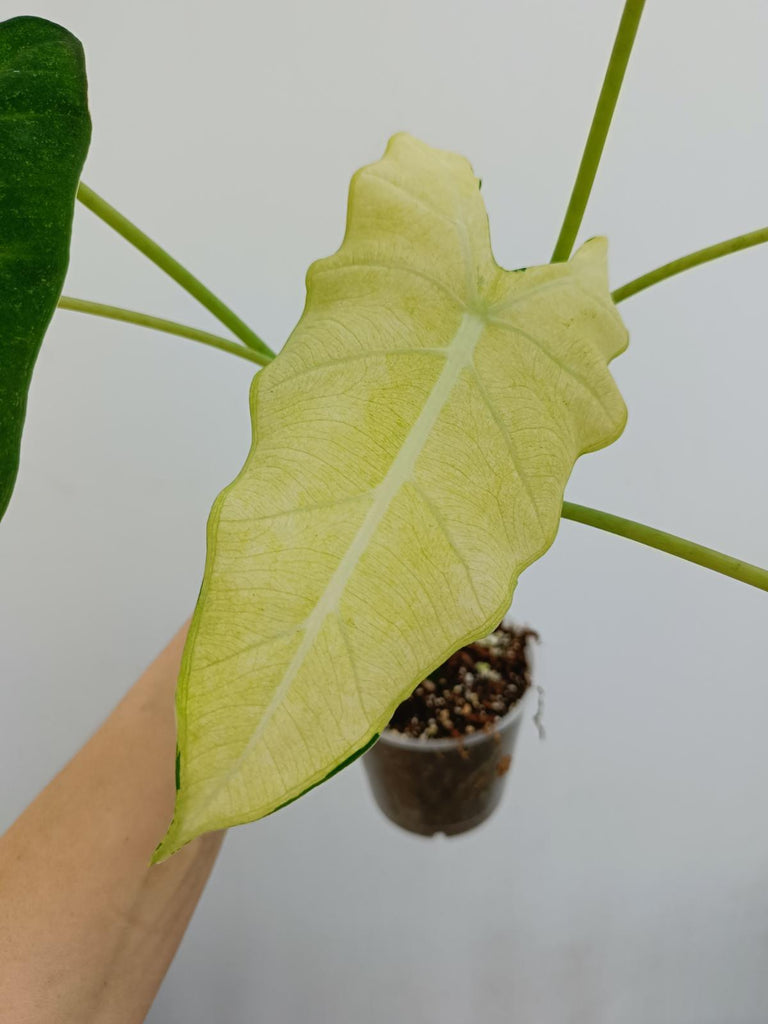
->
154, 133, 627, 860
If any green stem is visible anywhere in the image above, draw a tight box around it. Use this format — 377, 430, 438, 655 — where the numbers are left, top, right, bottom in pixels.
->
76, 183, 275, 359
551, 0, 646, 263
54, 310, 768, 594
58, 296, 268, 367
612, 227, 768, 303
562, 501, 768, 592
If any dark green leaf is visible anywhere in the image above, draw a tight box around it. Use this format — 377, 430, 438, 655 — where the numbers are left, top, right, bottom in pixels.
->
0, 16, 90, 520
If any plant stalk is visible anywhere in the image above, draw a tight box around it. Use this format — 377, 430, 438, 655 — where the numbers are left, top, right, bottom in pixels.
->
76, 183, 274, 359
612, 227, 768, 303
58, 298, 767, 591
562, 501, 768, 592
551, 0, 646, 263
58, 297, 268, 366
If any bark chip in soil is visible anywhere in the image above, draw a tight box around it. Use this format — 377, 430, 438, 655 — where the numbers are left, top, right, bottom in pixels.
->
387, 622, 537, 740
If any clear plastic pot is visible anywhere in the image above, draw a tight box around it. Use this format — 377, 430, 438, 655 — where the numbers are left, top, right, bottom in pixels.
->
363, 694, 527, 836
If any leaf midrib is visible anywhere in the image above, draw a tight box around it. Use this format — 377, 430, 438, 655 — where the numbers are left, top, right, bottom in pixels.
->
204, 309, 488, 801
194, 272, 618, 805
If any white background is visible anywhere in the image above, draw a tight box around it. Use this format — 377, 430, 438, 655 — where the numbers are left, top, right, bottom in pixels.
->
2, 1, 768, 1021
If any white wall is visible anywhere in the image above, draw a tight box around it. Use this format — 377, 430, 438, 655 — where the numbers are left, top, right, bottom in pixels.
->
2, 1, 767, 1020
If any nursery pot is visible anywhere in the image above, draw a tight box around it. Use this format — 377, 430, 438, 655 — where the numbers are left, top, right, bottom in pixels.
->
363, 693, 527, 837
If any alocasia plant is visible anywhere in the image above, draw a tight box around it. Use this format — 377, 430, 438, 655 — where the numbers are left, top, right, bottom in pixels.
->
1, 2, 766, 860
